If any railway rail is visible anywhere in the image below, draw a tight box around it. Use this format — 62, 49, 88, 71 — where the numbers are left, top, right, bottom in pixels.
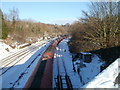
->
10, 41, 53, 88
54, 44, 72, 89
0, 41, 47, 76
1, 36, 69, 88
11, 49, 45, 88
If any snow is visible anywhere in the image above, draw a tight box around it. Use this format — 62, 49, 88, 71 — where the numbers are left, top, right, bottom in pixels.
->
53, 39, 82, 88
78, 54, 103, 85
56, 39, 119, 88
82, 58, 119, 88
80, 52, 92, 55
0, 38, 119, 89
0, 40, 47, 60
0, 40, 51, 88
0, 41, 13, 59
53, 38, 118, 88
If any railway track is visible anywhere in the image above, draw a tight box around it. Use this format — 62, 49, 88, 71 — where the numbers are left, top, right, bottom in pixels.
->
0, 41, 47, 76
60, 48, 72, 89
8, 41, 52, 88
54, 44, 72, 89
1, 50, 32, 68
1, 37, 68, 88
10, 45, 49, 88
0, 42, 45, 66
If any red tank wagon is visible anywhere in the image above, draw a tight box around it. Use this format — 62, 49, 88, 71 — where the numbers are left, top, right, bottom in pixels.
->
24, 37, 64, 89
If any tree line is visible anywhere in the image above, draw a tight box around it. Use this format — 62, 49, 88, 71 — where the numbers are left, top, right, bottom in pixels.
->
0, 8, 68, 46
68, 0, 120, 53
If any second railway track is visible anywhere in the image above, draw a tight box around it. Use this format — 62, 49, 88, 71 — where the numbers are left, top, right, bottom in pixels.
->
53, 41, 72, 89
0, 41, 47, 76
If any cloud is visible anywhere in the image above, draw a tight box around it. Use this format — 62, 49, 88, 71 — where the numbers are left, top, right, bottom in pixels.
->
49, 18, 78, 25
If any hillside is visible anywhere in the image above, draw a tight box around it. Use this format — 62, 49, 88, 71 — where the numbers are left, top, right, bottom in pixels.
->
2, 20, 68, 48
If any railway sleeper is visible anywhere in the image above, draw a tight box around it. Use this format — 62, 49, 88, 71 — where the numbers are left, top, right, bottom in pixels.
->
57, 75, 63, 89
61, 76, 67, 88
56, 75, 71, 89
65, 75, 73, 89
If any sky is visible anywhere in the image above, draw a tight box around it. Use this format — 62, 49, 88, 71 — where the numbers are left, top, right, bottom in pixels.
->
1, 2, 90, 25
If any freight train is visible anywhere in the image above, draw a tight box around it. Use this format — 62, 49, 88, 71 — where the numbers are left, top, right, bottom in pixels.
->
24, 36, 66, 88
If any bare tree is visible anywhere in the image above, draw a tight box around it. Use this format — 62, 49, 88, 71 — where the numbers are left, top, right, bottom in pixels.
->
9, 8, 19, 23
82, 0, 119, 48
4, 8, 19, 37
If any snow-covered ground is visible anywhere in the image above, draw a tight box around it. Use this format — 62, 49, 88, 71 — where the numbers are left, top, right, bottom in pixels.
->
53, 39, 82, 88
82, 58, 119, 88
53, 39, 104, 88
0, 38, 119, 89
53, 38, 119, 88
73, 54, 103, 85
0, 39, 52, 89
0, 40, 13, 59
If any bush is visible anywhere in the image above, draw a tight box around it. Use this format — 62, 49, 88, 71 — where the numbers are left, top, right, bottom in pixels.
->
2, 21, 9, 39
90, 46, 120, 67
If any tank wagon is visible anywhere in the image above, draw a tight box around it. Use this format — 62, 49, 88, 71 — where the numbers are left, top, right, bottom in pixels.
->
24, 37, 65, 88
